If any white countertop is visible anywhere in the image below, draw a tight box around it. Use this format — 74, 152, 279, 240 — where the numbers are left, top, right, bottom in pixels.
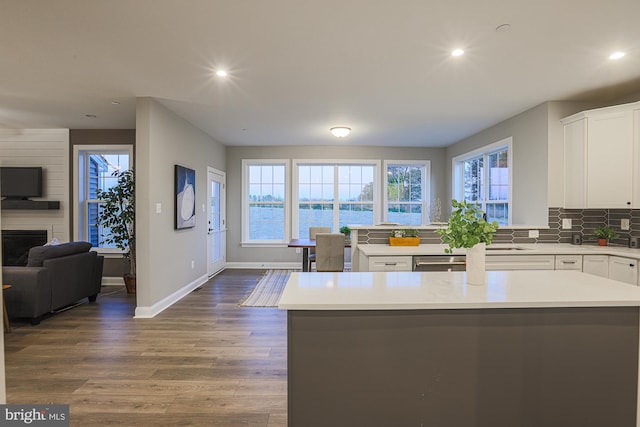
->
358, 242, 640, 259
277, 270, 640, 310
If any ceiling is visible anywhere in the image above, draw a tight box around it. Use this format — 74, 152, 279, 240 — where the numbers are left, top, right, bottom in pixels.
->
1, 0, 640, 147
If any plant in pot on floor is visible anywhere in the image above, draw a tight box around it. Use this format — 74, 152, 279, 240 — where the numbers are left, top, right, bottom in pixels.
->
436, 199, 499, 285
97, 169, 136, 294
593, 226, 619, 246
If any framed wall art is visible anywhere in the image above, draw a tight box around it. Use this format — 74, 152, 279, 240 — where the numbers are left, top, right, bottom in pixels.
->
175, 165, 196, 229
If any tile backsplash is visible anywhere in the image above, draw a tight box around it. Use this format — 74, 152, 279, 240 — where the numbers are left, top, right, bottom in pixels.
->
356, 207, 640, 246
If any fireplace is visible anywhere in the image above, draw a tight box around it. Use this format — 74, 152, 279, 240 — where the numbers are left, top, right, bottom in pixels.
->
1, 230, 48, 266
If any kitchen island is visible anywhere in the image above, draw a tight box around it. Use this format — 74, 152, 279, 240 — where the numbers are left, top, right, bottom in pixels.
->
278, 270, 640, 426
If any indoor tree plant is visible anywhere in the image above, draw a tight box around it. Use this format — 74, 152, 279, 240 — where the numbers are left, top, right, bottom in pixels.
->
436, 199, 499, 285
594, 225, 619, 246
96, 169, 136, 294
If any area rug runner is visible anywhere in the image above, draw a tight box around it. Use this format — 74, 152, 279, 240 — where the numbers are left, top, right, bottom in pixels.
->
240, 269, 294, 307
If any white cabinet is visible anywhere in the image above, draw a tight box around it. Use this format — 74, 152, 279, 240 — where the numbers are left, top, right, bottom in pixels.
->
368, 256, 412, 272
608, 256, 638, 286
562, 102, 638, 208
583, 255, 609, 278
487, 255, 555, 271
555, 255, 583, 271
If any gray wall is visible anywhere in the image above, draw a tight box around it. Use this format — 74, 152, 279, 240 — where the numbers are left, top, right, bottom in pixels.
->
445, 102, 550, 225
226, 145, 445, 263
136, 98, 225, 309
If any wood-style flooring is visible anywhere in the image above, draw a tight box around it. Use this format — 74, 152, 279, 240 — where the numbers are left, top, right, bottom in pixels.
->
4, 269, 288, 426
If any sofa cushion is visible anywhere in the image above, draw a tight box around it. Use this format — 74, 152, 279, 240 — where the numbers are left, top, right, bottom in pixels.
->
27, 241, 92, 267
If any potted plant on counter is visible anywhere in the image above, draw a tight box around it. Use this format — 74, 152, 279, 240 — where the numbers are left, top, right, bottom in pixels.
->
389, 228, 421, 246
436, 199, 499, 285
340, 226, 352, 242
97, 169, 136, 294
594, 226, 619, 246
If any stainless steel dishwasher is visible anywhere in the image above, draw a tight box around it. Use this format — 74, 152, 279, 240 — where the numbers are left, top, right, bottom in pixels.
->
413, 255, 466, 271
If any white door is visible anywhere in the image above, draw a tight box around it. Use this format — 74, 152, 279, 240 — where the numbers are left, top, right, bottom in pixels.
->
207, 167, 226, 276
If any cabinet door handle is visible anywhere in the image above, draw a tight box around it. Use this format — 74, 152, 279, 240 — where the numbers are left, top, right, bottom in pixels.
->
384, 262, 397, 266
630, 264, 635, 268
562, 261, 576, 264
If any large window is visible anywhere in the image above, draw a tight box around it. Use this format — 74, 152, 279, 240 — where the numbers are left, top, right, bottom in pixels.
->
74, 146, 132, 251
294, 161, 379, 238
384, 161, 430, 225
452, 138, 511, 225
242, 160, 289, 244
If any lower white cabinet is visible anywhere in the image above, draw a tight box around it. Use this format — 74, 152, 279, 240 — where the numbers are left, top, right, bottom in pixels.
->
608, 256, 639, 286
582, 255, 609, 278
487, 255, 555, 271
555, 255, 583, 271
368, 256, 413, 272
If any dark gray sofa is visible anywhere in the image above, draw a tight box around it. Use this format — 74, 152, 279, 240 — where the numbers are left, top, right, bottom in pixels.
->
2, 241, 103, 324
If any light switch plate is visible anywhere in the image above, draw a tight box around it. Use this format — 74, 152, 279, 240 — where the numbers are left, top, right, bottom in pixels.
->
621, 218, 630, 230
562, 218, 572, 229
155, 203, 162, 214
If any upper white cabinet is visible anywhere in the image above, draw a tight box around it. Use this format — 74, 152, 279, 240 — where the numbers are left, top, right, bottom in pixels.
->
562, 102, 640, 208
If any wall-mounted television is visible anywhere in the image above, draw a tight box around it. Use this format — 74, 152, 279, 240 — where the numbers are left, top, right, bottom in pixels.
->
0, 167, 43, 200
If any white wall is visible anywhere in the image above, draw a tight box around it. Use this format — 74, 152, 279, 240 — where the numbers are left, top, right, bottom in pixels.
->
226, 145, 446, 264
135, 98, 225, 317
0, 129, 69, 241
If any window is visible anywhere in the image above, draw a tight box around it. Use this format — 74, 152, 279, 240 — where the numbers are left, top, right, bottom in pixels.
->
452, 138, 512, 225
74, 146, 133, 251
384, 161, 430, 225
293, 161, 379, 238
242, 160, 289, 245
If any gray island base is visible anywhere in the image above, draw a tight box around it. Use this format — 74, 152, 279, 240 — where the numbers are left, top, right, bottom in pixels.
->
279, 271, 640, 427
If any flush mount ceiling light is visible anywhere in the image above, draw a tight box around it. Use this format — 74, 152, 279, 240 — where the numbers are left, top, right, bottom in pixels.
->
609, 51, 626, 60
451, 48, 464, 57
216, 69, 228, 77
330, 127, 351, 138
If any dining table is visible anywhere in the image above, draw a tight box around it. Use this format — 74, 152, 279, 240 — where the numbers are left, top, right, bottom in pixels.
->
288, 238, 351, 272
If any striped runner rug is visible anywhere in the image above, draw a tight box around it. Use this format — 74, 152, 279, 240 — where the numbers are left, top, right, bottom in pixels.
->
240, 269, 294, 307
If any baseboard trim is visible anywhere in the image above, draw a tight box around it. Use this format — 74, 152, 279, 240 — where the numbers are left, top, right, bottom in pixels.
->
224, 262, 302, 270
101, 277, 124, 286
224, 262, 352, 270
134, 273, 209, 319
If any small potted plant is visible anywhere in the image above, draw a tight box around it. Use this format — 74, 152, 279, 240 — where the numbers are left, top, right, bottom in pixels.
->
594, 226, 619, 246
389, 228, 420, 246
96, 169, 136, 294
339, 225, 351, 241
436, 199, 499, 285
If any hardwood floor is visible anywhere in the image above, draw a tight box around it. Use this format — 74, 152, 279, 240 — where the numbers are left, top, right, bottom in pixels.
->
4, 269, 288, 426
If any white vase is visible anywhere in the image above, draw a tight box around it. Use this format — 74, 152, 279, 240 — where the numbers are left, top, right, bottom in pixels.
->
466, 242, 486, 285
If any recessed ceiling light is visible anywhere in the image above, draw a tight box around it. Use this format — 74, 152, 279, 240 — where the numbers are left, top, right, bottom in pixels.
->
111, 100, 121, 105
216, 69, 228, 77
609, 51, 626, 60
85, 114, 97, 119
496, 24, 511, 32
330, 127, 351, 138
451, 49, 464, 57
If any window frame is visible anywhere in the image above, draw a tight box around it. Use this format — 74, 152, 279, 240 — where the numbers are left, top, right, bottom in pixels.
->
383, 160, 431, 225
241, 159, 290, 247
73, 144, 134, 255
451, 137, 513, 225
292, 159, 381, 238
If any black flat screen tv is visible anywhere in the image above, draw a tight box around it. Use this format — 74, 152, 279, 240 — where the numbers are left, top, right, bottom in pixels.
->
0, 167, 43, 199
